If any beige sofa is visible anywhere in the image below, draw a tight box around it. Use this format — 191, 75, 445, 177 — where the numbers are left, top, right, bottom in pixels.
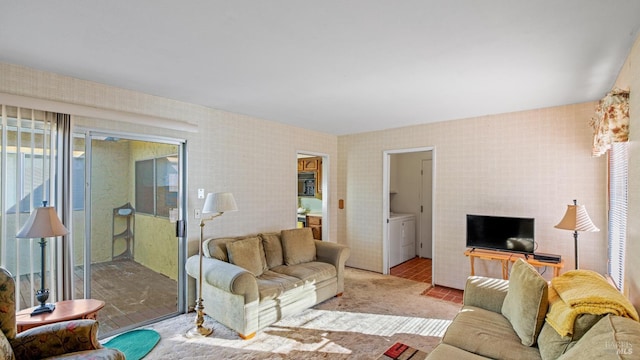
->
428, 259, 640, 360
186, 228, 350, 339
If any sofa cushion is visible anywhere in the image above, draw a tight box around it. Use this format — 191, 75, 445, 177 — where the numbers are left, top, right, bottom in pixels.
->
226, 236, 268, 277
260, 233, 284, 268
537, 314, 604, 360
256, 270, 305, 301
558, 315, 640, 360
501, 259, 549, 346
427, 343, 493, 360
271, 262, 336, 284
442, 305, 542, 360
281, 228, 316, 265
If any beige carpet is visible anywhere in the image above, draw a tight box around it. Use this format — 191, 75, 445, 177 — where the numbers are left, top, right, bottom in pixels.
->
142, 268, 462, 359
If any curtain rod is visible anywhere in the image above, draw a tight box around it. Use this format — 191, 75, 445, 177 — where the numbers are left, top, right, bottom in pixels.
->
0, 92, 198, 133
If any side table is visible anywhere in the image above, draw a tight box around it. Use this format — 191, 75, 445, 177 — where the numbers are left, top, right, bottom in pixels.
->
16, 299, 105, 333
464, 249, 564, 279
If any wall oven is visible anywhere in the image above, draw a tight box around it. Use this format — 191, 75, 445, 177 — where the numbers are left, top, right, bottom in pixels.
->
298, 171, 316, 197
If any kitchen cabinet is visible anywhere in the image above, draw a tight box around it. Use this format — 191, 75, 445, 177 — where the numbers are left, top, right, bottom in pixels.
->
306, 215, 322, 240
298, 158, 320, 171
389, 214, 416, 267
297, 156, 322, 198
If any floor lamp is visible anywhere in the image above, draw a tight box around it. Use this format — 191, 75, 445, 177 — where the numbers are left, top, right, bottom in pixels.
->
186, 192, 238, 338
16, 201, 69, 316
554, 199, 599, 269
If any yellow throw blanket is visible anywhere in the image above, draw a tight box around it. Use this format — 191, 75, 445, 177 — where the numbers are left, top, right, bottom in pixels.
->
546, 270, 639, 336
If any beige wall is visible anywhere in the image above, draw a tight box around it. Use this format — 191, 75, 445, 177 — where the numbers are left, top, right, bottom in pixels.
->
2, 47, 633, 295
128, 141, 179, 280
613, 34, 640, 310
0, 62, 338, 304
339, 103, 607, 289
89, 139, 131, 263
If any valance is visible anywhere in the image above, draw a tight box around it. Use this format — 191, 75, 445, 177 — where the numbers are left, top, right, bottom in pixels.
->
590, 88, 629, 157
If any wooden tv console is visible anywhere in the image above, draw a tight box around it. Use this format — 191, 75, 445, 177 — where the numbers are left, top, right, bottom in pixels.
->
464, 249, 564, 279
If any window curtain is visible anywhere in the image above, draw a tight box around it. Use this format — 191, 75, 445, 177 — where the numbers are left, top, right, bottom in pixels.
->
590, 88, 630, 157
55, 113, 73, 299
0, 104, 71, 310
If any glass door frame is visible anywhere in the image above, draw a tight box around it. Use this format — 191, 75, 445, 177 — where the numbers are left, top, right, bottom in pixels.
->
76, 128, 188, 315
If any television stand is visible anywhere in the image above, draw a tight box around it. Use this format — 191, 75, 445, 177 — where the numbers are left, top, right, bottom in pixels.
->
464, 249, 564, 280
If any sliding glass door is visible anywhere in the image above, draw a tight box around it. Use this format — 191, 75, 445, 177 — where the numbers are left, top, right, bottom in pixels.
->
74, 130, 186, 337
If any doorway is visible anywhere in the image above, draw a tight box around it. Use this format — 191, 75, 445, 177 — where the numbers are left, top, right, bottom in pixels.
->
383, 147, 434, 279
296, 152, 329, 240
73, 130, 187, 337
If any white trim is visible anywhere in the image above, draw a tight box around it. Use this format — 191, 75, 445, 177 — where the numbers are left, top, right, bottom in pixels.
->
382, 146, 435, 277
0, 92, 198, 133
296, 150, 330, 241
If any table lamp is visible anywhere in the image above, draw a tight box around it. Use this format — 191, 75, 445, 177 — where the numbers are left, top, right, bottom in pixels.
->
16, 201, 69, 316
186, 192, 238, 338
554, 199, 599, 269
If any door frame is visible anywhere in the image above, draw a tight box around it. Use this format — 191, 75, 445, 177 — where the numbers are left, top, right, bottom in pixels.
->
296, 150, 329, 240
382, 146, 435, 278
78, 128, 188, 314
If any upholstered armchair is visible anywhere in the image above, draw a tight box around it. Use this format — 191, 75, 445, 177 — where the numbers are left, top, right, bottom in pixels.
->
0, 267, 124, 360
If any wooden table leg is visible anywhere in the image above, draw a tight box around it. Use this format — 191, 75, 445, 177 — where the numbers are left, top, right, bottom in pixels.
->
469, 256, 475, 276
502, 260, 509, 280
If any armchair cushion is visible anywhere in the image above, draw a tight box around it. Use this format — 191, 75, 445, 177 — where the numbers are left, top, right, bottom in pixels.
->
281, 228, 316, 265
226, 236, 268, 277
501, 259, 549, 346
10, 319, 123, 360
0, 330, 14, 360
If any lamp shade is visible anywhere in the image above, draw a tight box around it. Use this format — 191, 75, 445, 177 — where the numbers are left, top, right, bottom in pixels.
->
554, 203, 599, 232
16, 206, 69, 238
202, 192, 238, 214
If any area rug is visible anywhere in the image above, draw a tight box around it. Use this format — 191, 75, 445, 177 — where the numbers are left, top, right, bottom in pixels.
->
102, 329, 160, 360
140, 268, 461, 359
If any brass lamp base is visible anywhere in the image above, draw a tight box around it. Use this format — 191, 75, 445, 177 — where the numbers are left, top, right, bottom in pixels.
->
31, 303, 55, 316
185, 299, 213, 338
186, 324, 213, 338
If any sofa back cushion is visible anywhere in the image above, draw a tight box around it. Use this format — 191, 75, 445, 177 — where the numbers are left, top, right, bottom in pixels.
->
538, 313, 604, 360
501, 258, 549, 346
226, 236, 268, 277
281, 228, 316, 265
557, 315, 640, 359
260, 233, 284, 268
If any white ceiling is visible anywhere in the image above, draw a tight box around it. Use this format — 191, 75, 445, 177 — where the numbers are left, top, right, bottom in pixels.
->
1, 1, 639, 135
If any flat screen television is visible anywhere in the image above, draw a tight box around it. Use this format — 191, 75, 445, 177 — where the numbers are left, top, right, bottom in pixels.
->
466, 214, 535, 254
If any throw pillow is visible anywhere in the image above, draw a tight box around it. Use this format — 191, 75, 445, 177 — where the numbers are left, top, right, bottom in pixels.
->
281, 228, 316, 265
260, 233, 284, 268
226, 236, 268, 277
501, 258, 549, 346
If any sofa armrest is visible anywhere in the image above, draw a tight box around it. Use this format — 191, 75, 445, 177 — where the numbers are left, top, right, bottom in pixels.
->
315, 241, 350, 269
462, 276, 509, 313
10, 319, 110, 359
186, 255, 259, 303
315, 241, 350, 294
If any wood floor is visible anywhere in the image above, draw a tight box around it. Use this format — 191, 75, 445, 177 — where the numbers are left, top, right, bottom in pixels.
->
390, 257, 464, 304
19, 259, 178, 337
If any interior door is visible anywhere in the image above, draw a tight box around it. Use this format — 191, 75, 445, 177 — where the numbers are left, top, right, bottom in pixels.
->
77, 132, 186, 337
